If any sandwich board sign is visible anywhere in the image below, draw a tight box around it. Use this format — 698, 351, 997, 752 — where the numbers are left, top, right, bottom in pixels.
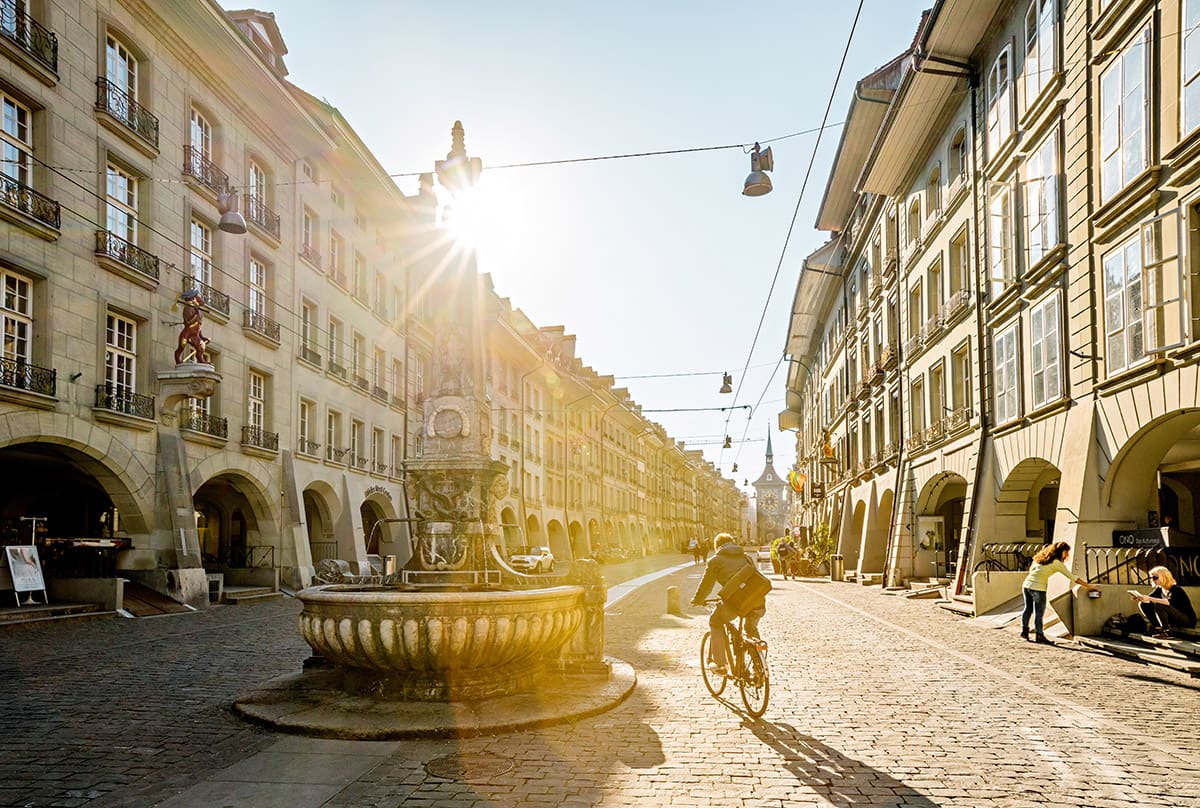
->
4, 545, 46, 606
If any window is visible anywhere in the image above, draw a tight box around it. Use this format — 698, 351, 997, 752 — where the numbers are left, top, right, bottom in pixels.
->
906, 198, 921, 247
988, 185, 1013, 294
926, 164, 941, 218
908, 280, 923, 338
248, 256, 267, 315
353, 253, 367, 300
327, 316, 343, 368
1030, 292, 1062, 407
994, 324, 1019, 423
391, 434, 403, 473
949, 228, 970, 295
949, 128, 967, 183
329, 231, 344, 283
1, 268, 32, 365
351, 419, 364, 465
1023, 0, 1057, 106
300, 300, 317, 354
374, 270, 387, 315
909, 377, 926, 434
1103, 235, 1143, 373
986, 46, 1013, 155
353, 333, 366, 380
1100, 27, 1149, 200
0, 92, 31, 187
298, 399, 313, 450
951, 343, 971, 412
1185, 1, 1200, 134
189, 219, 212, 287
927, 256, 943, 321
105, 163, 137, 242
105, 33, 136, 99
247, 370, 265, 431
301, 207, 319, 265
248, 160, 266, 205
1022, 131, 1060, 268
392, 357, 403, 398
326, 410, 342, 461
374, 347, 386, 387
373, 427, 384, 471
929, 363, 945, 426
105, 312, 136, 393
188, 108, 211, 176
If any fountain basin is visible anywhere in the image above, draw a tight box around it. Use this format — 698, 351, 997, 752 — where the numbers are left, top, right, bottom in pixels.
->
297, 583, 586, 700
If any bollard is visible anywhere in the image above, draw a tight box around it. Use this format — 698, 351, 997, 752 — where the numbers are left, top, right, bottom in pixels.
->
666, 585, 682, 615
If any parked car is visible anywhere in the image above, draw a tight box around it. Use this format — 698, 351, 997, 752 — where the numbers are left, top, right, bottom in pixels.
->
509, 545, 555, 573
755, 545, 773, 567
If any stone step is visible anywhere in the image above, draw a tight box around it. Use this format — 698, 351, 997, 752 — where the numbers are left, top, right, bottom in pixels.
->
1075, 635, 1200, 676
858, 572, 884, 586
0, 602, 110, 626
223, 588, 283, 605
1106, 630, 1200, 658
904, 586, 944, 600
937, 598, 975, 617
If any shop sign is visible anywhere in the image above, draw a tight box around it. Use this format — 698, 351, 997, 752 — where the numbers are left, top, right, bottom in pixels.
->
1112, 529, 1165, 549
810, 483, 825, 499
4, 545, 46, 598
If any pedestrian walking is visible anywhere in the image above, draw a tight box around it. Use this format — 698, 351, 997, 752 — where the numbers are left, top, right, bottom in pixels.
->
688, 537, 702, 565
1020, 540, 1099, 643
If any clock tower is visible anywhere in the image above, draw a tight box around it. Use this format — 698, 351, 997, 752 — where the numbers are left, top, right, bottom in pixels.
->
752, 429, 789, 543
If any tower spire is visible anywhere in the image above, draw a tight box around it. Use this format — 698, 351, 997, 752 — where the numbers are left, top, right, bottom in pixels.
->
765, 424, 773, 464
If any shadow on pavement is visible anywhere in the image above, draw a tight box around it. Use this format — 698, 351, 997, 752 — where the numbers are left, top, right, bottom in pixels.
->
743, 717, 940, 807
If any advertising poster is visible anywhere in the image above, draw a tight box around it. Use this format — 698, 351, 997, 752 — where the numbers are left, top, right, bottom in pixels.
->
4, 545, 45, 593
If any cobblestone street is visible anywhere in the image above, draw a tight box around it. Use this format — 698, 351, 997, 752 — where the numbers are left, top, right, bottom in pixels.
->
3, 559, 1199, 807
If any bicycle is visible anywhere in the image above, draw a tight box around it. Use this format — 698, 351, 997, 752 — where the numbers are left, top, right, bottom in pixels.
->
699, 598, 770, 717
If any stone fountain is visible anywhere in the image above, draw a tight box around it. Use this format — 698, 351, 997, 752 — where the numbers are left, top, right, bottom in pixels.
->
234, 124, 630, 736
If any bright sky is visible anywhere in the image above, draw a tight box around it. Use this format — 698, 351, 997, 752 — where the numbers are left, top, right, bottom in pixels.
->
261, 0, 929, 490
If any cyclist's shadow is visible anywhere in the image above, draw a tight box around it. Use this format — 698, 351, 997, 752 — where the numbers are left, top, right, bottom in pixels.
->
739, 717, 940, 807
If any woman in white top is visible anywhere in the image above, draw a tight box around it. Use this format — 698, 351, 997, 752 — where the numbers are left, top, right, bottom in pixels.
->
1020, 541, 1099, 644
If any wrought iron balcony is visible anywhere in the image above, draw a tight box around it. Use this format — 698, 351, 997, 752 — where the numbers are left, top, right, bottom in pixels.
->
374, 461, 388, 474
904, 433, 926, 453
947, 407, 971, 432
95, 78, 158, 147
0, 356, 55, 396
300, 242, 321, 268
944, 287, 972, 321
903, 334, 923, 357
327, 360, 347, 381
95, 230, 160, 281
0, 5, 58, 71
372, 384, 388, 401
181, 276, 229, 317
353, 375, 369, 392
921, 312, 943, 341
297, 438, 321, 456
183, 146, 229, 195
241, 425, 279, 451
94, 383, 154, 419
300, 346, 321, 366
181, 410, 227, 439
884, 248, 898, 274
327, 445, 350, 463
354, 455, 368, 470
924, 419, 947, 443
391, 394, 404, 408
243, 309, 280, 342
246, 194, 280, 239
0, 172, 60, 230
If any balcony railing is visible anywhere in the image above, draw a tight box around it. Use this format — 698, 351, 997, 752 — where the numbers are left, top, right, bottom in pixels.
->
354, 455, 368, 470
297, 437, 321, 456
882, 440, 900, 459
947, 407, 970, 432
183, 145, 229, 194
94, 383, 154, 419
372, 385, 388, 401
95, 77, 159, 147
181, 409, 227, 439
903, 334, 923, 357
0, 172, 60, 229
327, 360, 347, 381
977, 543, 1042, 574
309, 541, 338, 562
246, 194, 280, 239
353, 375, 369, 392
904, 432, 926, 453
374, 462, 388, 475
0, 356, 54, 396
243, 309, 280, 342
884, 248, 898, 274
300, 243, 321, 268
95, 230, 160, 281
1, 5, 58, 71
391, 394, 404, 408
921, 312, 943, 342
182, 277, 229, 317
300, 346, 321, 366
944, 287, 972, 321
924, 419, 947, 443
241, 425, 279, 451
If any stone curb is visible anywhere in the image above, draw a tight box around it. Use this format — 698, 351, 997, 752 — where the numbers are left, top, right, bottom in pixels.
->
232, 657, 636, 740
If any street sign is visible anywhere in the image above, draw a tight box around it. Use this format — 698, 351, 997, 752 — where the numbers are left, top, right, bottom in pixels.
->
1112, 529, 1165, 549
810, 483, 825, 499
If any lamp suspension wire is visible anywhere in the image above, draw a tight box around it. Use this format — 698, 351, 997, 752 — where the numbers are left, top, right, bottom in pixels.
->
719, 0, 866, 470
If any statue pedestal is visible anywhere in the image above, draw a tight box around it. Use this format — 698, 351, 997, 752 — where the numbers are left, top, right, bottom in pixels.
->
156, 364, 220, 425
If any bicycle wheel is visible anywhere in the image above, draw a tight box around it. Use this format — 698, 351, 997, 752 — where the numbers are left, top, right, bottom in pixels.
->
700, 632, 727, 696
738, 642, 770, 718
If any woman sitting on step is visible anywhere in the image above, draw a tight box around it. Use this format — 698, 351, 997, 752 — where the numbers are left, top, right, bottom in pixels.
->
1131, 566, 1196, 639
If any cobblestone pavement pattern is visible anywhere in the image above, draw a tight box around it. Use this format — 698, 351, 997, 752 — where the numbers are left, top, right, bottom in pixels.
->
2, 557, 1199, 807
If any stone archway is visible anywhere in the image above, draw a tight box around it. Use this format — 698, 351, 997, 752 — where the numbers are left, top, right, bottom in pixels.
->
303, 483, 339, 562
500, 506, 520, 553
193, 471, 274, 569
360, 500, 386, 555
844, 499, 866, 571
914, 472, 968, 581
862, 489, 893, 574
525, 513, 543, 548
568, 520, 586, 559
546, 518, 569, 562
995, 458, 1061, 553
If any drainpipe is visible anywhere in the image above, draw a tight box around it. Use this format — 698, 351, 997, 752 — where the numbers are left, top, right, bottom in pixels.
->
881, 202, 907, 588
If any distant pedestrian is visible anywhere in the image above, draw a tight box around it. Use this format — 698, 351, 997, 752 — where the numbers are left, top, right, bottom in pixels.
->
688, 537, 702, 565
1020, 541, 1099, 643
777, 538, 798, 580
1131, 566, 1195, 638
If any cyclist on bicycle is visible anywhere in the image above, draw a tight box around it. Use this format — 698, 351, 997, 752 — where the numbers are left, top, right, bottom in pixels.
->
690, 532, 766, 676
